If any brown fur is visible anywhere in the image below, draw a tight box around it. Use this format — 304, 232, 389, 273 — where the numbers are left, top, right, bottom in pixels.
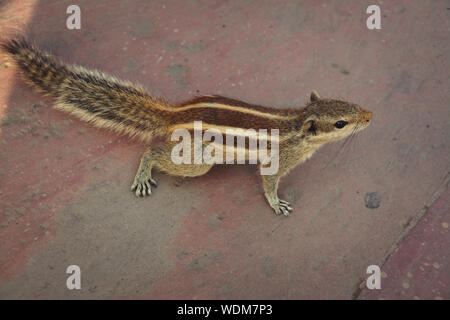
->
1, 37, 372, 215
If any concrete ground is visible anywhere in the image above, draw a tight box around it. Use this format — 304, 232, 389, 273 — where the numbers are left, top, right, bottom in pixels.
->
0, 0, 448, 299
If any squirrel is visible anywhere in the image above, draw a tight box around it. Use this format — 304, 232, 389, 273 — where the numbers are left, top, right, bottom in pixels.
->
1, 37, 372, 216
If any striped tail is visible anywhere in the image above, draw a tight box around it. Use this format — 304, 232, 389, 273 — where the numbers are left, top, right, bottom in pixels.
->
1, 37, 68, 95
1, 37, 169, 141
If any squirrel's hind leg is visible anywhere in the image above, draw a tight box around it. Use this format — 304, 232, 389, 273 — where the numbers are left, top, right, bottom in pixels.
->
131, 147, 158, 197
131, 141, 214, 197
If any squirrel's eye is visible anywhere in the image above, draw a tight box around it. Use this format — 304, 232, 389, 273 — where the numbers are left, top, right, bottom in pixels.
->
334, 120, 348, 129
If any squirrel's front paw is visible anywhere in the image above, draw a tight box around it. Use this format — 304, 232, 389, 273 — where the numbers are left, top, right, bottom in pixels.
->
131, 178, 157, 197
271, 199, 293, 216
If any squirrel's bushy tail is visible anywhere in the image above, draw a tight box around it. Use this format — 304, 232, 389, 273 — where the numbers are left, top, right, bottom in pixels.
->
1, 37, 169, 141
1, 37, 68, 94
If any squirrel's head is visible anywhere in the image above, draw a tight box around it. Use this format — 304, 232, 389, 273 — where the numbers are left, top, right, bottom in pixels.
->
300, 90, 372, 144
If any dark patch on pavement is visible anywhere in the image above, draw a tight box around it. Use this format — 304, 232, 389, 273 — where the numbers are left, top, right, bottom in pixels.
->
365, 192, 381, 209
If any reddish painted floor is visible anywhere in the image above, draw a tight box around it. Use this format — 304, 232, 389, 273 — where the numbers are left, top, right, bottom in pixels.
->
0, 1, 448, 299
360, 187, 449, 300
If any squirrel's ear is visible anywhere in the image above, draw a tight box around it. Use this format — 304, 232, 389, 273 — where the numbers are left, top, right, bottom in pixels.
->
302, 115, 318, 136
310, 90, 320, 102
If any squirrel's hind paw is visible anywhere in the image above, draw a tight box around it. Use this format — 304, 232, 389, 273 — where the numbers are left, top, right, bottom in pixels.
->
131, 178, 157, 197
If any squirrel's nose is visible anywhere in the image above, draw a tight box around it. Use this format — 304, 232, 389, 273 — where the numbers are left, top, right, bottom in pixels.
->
365, 111, 373, 122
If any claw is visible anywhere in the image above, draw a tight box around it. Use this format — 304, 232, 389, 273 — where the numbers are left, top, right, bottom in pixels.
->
279, 202, 292, 212
149, 178, 157, 187
144, 181, 151, 194
135, 184, 142, 197
131, 177, 156, 198
281, 207, 291, 216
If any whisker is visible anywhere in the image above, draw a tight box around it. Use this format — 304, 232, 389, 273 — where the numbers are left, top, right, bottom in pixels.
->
323, 136, 350, 169
345, 122, 362, 155
322, 122, 360, 170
